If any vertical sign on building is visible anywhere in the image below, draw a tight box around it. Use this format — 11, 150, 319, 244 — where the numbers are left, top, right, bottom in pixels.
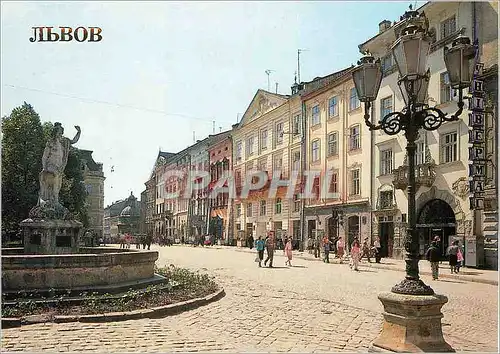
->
468, 62, 486, 210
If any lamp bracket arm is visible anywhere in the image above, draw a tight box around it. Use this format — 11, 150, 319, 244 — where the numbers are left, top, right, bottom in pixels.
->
448, 88, 465, 121
363, 101, 382, 131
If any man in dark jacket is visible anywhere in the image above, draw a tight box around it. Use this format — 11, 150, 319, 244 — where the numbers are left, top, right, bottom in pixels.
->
264, 236, 275, 268
426, 241, 441, 280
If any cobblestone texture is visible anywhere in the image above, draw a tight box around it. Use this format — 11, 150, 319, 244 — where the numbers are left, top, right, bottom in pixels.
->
1, 245, 498, 352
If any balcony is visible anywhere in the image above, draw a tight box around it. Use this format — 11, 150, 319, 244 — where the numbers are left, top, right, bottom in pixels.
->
393, 163, 436, 191
376, 195, 397, 211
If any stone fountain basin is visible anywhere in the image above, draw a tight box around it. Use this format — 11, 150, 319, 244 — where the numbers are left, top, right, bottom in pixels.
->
1, 248, 160, 292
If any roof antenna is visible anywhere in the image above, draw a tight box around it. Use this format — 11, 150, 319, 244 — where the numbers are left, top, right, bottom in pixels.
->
275, 82, 278, 94
265, 69, 274, 91
297, 49, 309, 83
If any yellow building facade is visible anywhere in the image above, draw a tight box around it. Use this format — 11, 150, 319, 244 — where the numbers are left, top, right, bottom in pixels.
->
302, 68, 374, 249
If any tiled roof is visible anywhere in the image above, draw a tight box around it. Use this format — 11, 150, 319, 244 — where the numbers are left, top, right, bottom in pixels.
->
301, 66, 355, 97
78, 149, 102, 172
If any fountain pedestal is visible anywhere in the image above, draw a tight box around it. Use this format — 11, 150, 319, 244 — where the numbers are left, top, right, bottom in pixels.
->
20, 218, 82, 255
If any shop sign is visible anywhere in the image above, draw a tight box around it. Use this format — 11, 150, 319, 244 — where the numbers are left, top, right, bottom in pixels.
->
468, 62, 486, 210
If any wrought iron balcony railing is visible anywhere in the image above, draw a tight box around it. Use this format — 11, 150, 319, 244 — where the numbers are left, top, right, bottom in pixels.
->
393, 162, 436, 191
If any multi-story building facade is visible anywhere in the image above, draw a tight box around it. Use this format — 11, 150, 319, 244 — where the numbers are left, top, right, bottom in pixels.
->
359, 1, 498, 268
165, 150, 190, 241
232, 89, 294, 244
301, 68, 374, 250
208, 131, 233, 244
144, 176, 156, 241
150, 151, 175, 243
79, 149, 105, 240
187, 137, 212, 241
285, 83, 304, 245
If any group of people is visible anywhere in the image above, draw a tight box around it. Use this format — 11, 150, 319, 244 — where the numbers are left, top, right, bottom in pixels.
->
425, 236, 464, 280
254, 235, 295, 268
346, 237, 381, 271
313, 236, 382, 270
254, 234, 383, 271
118, 233, 153, 250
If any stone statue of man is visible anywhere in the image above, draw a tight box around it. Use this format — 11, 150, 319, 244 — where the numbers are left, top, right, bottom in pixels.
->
38, 123, 81, 204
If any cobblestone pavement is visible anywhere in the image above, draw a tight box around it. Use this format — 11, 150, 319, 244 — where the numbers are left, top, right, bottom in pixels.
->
2, 246, 498, 352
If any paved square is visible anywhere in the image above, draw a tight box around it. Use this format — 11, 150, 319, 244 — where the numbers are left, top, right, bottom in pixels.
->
1, 246, 498, 352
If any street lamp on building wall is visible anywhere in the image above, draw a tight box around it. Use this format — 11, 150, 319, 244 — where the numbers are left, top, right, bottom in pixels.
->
352, 7, 475, 352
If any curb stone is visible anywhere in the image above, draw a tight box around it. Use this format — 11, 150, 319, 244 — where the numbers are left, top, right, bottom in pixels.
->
1, 288, 225, 328
1, 318, 21, 328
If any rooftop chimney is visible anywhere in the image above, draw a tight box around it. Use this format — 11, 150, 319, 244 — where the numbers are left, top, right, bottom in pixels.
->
379, 20, 392, 34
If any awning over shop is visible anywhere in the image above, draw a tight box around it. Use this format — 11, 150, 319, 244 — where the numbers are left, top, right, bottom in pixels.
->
211, 208, 227, 219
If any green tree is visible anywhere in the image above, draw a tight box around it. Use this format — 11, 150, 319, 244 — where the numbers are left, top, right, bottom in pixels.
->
1, 102, 45, 235
62, 147, 89, 227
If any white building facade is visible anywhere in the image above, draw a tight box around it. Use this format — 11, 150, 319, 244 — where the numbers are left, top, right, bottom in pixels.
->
359, 1, 498, 268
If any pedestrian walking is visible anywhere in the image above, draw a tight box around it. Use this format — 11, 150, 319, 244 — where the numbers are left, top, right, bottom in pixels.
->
426, 240, 441, 280
373, 237, 381, 263
307, 237, 313, 254
255, 236, 265, 267
284, 238, 293, 267
446, 240, 460, 274
248, 235, 254, 249
360, 238, 371, 263
456, 244, 464, 273
145, 234, 152, 250
264, 236, 275, 268
336, 237, 345, 263
433, 235, 442, 264
313, 238, 320, 258
350, 239, 361, 271
322, 235, 332, 263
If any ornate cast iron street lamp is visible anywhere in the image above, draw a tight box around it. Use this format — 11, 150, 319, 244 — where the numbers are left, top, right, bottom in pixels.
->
352, 8, 475, 296
352, 7, 476, 352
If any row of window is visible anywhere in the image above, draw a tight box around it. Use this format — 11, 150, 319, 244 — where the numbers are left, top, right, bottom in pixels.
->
309, 70, 456, 135
378, 131, 458, 176
236, 122, 287, 161
236, 72, 455, 165
236, 198, 288, 218
234, 168, 361, 219
310, 88, 361, 127
310, 125, 361, 162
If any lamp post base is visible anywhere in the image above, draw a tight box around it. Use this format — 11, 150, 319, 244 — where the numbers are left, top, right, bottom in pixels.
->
392, 278, 435, 295
371, 291, 454, 353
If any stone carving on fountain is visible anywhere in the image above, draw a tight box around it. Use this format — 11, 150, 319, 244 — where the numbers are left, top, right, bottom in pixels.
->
28, 123, 81, 220
20, 123, 83, 255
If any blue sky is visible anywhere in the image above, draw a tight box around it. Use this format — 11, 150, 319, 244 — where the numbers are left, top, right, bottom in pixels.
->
1, 1, 425, 206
